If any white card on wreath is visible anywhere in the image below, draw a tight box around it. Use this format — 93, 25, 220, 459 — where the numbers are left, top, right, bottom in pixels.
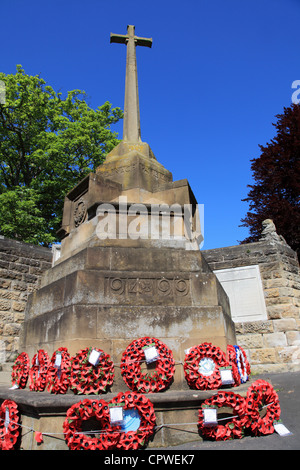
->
220, 368, 234, 385
55, 352, 62, 367
203, 408, 218, 427
88, 349, 102, 366
4, 408, 10, 431
144, 346, 159, 364
109, 406, 124, 425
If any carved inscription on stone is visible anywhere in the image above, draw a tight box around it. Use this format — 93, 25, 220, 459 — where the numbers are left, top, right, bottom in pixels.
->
106, 276, 189, 299
105, 164, 137, 177
139, 163, 170, 183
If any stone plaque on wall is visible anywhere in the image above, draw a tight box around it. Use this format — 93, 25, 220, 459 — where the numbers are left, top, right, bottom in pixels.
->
214, 265, 268, 323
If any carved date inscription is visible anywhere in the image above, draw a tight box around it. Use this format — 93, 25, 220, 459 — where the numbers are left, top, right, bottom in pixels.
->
106, 276, 189, 298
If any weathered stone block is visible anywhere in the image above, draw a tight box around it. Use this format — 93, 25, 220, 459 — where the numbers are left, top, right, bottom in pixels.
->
12, 301, 25, 312
265, 287, 280, 298
242, 320, 274, 334
0, 280, 11, 289
273, 318, 297, 332
286, 330, 300, 345
10, 263, 30, 274
3, 323, 20, 336
236, 333, 263, 349
263, 332, 287, 347
276, 345, 300, 363
0, 299, 10, 311
0, 290, 20, 300
249, 348, 276, 364
251, 363, 284, 374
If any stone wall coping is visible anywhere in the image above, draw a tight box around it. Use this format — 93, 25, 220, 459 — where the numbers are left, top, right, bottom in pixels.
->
0, 237, 52, 260
202, 240, 298, 261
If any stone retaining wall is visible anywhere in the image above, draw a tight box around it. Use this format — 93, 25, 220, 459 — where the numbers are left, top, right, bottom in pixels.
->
202, 239, 300, 373
0, 237, 52, 361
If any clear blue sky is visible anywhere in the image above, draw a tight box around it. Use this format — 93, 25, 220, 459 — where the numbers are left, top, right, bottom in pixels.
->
1, 0, 299, 250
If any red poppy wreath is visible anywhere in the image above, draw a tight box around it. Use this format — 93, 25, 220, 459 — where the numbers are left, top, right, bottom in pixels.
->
244, 379, 281, 435
184, 342, 228, 390
0, 400, 20, 450
63, 398, 118, 450
70, 347, 114, 395
11, 352, 29, 389
226, 345, 242, 387
120, 337, 175, 393
108, 391, 156, 450
198, 391, 247, 441
232, 345, 251, 384
29, 349, 50, 391
46, 347, 71, 394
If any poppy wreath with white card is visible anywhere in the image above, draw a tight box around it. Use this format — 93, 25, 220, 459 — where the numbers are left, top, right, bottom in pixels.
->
29, 349, 50, 391
63, 398, 118, 450
0, 400, 20, 450
244, 379, 281, 435
46, 347, 71, 394
11, 352, 29, 390
108, 391, 156, 450
70, 347, 114, 395
120, 337, 175, 393
198, 391, 247, 441
184, 342, 228, 390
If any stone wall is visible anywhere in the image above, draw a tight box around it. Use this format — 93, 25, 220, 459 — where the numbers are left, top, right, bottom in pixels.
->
202, 239, 300, 373
0, 237, 52, 362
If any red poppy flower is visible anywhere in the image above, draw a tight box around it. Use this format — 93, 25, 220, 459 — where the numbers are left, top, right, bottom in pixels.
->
35, 432, 43, 443
11, 352, 29, 389
120, 337, 175, 393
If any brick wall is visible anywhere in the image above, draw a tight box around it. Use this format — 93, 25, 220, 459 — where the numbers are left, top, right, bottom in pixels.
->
0, 237, 52, 362
202, 239, 300, 373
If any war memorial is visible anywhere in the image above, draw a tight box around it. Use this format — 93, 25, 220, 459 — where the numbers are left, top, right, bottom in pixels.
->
0, 26, 289, 450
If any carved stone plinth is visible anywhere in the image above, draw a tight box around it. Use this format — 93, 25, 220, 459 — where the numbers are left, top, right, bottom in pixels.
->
20, 244, 235, 392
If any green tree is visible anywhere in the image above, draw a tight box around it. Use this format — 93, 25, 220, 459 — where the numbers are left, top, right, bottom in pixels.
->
0, 65, 123, 245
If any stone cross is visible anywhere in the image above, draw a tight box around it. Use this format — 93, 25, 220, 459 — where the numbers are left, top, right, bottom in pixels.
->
110, 25, 152, 143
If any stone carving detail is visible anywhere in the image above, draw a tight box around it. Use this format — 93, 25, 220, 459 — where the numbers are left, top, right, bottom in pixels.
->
260, 219, 289, 246
106, 276, 189, 298
74, 197, 87, 227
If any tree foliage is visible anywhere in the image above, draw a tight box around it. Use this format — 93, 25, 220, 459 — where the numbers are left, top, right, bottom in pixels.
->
241, 104, 300, 258
0, 65, 123, 245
